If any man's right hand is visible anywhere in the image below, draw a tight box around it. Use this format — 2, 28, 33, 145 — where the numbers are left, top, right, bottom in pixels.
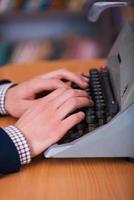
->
16, 87, 93, 157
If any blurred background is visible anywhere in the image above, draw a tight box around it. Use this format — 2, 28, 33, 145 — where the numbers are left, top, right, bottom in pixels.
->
0, 0, 134, 67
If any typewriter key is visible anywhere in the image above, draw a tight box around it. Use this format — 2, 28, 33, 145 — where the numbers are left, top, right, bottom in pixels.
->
92, 81, 100, 85
92, 87, 102, 92
77, 122, 86, 131
90, 77, 100, 82
94, 91, 102, 95
94, 95, 104, 100
90, 69, 99, 74
96, 103, 105, 110
85, 108, 95, 116
91, 75, 99, 79
96, 110, 105, 118
92, 85, 101, 89
87, 123, 97, 132
86, 115, 96, 124
98, 118, 105, 126
96, 110, 106, 125
95, 99, 105, 104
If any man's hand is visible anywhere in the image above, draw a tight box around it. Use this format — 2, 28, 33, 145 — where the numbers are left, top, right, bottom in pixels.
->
16, 87, 93, 157
5, 69, 88, 118
39, 68, 89, 83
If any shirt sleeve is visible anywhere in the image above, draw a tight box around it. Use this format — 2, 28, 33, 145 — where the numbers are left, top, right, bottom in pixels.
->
0, 83, 14, 115
3, 126, 31, 165
0, 83, 32, 165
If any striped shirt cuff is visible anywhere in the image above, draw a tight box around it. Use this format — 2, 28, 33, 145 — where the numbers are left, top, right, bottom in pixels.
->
0, 83, 14, 115
3, 126, 31, 165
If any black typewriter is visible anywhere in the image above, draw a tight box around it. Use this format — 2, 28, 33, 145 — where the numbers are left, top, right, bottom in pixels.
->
58, 66, 119, 144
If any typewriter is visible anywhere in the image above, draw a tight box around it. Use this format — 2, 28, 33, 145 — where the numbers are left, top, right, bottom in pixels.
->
44, 21, 134, 159
44, 1, 134, 160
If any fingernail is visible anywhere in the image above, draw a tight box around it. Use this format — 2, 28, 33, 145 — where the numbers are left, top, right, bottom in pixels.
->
81, 74, 89, 82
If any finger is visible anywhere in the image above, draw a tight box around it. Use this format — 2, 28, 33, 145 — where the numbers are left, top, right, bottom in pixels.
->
53, 88, 90, 109
56, 96, 92, 120
81, 73, 89, 82
24, 78, 69, 98
38, 87, 68, 104
40, 69, 89, 88
31, 88, 69, 122
61, 111, 85, 133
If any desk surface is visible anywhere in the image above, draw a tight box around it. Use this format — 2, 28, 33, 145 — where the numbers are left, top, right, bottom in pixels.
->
0, 60, 134, 200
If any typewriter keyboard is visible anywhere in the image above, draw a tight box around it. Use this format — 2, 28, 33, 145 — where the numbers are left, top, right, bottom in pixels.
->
58, 66, 119, 144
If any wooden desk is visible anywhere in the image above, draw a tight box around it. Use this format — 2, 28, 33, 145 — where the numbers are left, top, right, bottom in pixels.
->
0, 60, 134, 200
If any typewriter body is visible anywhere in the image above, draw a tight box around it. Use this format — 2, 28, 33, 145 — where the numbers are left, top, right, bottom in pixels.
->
44, 21, 134, 159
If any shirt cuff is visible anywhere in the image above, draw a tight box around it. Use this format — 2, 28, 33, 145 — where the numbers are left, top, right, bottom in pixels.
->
0, 83, 14, 115
3, 126, 31, 165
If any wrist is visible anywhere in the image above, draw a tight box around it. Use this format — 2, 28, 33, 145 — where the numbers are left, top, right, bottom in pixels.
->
15, 123, 36, 158
15, 121, 50, 158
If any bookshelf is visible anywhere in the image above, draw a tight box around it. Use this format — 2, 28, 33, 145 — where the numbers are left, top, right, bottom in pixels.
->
0, 0, 122, 66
